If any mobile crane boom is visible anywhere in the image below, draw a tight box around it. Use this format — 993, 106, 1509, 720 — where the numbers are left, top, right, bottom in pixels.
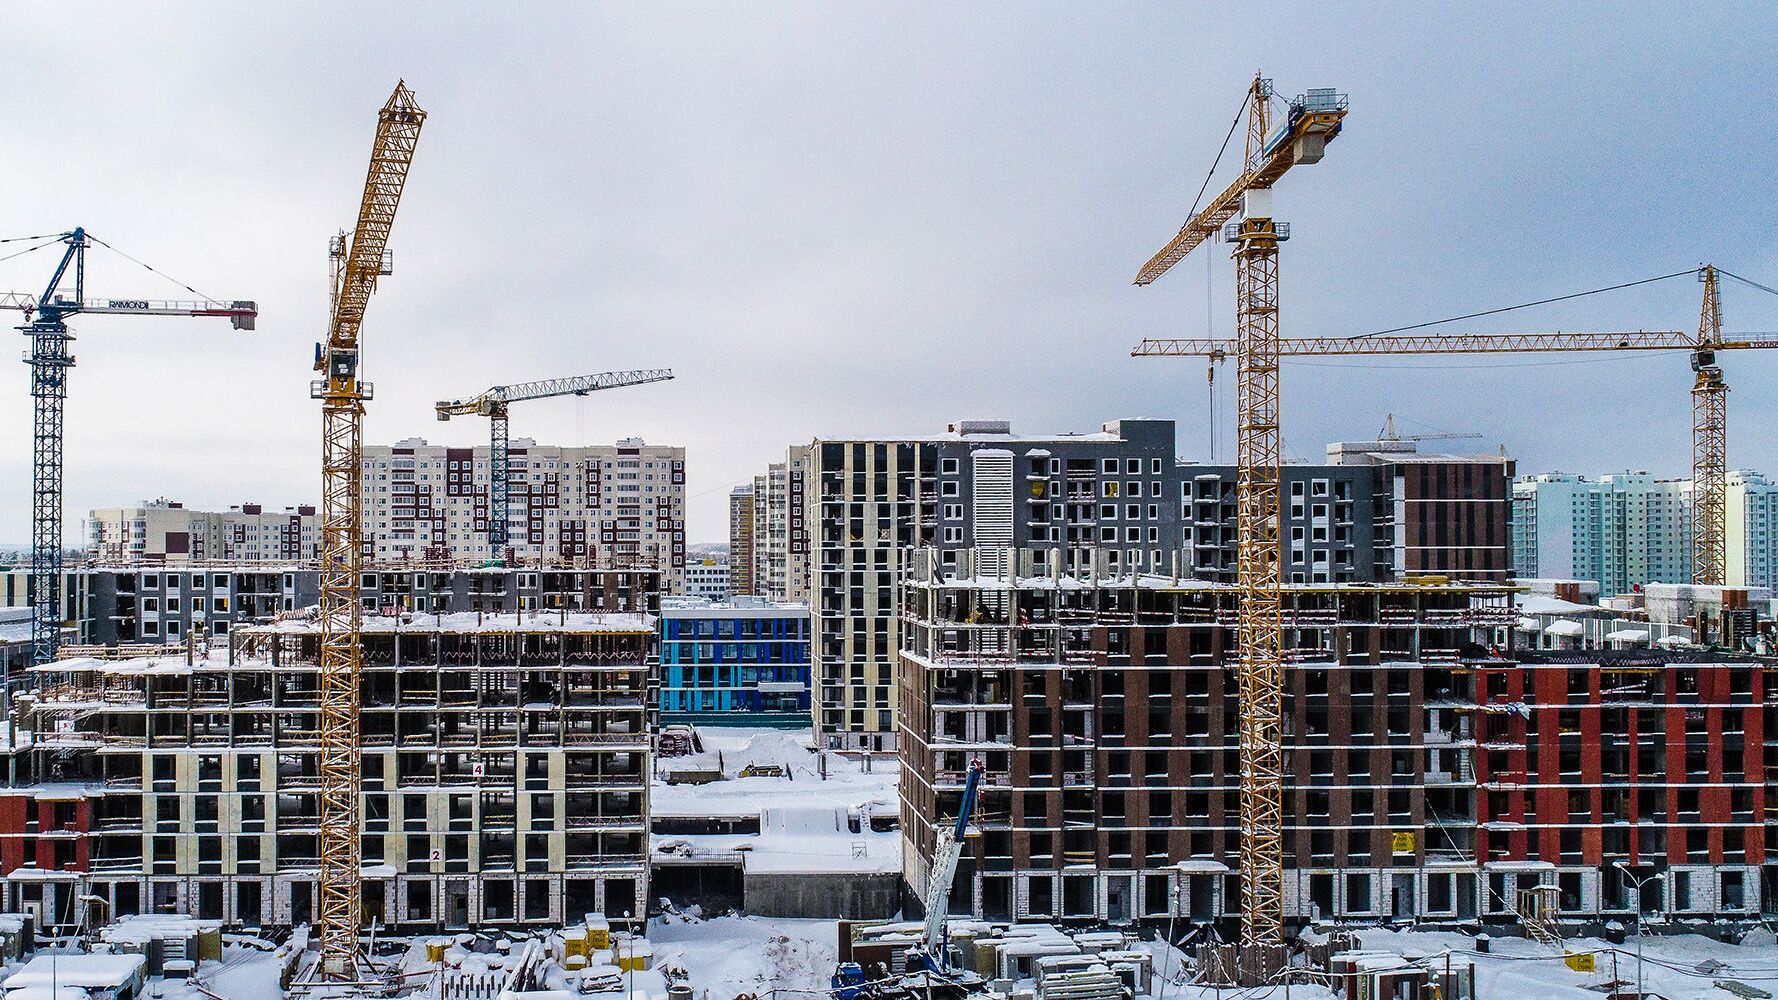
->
917, 758, 984, 970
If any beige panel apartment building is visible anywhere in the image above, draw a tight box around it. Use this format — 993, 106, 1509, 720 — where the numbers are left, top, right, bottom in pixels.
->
728, 485, 756, 596
361, 437, 686, 591
88, 500, 318, 565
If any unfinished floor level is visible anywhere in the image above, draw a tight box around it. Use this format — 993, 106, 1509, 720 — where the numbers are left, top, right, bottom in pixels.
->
0, 592, 658, 934
897, 547, 1777, 931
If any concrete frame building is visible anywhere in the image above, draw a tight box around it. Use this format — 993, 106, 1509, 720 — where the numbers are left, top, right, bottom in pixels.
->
801, 419, 1513, 750
0, 577, 659, 934
87, 500, 318, 565
1472, 648, 1770, 920
807, 419, 1184, 750
360, 437, 687, 591
896, 547, 1775, 928
1327, 437, 1516, 582
1, 567, 317, 646
2, 568, 657, 652
897, 547, 1519, 925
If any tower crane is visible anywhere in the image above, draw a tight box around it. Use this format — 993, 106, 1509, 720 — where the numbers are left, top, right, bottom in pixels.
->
311, 81, 425, 981
1133, 266, 1771, 589
435, 369, 675, 561
2, 229, 255, 666
1375, 414, 1481, 445
1133, 72, 1346, 977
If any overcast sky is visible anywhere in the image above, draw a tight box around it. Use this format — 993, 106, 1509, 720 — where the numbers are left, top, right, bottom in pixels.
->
2, 4, 1776, 544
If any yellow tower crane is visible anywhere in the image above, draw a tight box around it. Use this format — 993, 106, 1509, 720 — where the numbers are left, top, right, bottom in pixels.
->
1133, 267, 1774, 591
311, 81, 426, 982
1133, 72, 1347, 981
1692, 265, 1727, 586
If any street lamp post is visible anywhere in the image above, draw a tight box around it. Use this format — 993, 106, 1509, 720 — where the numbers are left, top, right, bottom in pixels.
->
1612, 861, 1664, 999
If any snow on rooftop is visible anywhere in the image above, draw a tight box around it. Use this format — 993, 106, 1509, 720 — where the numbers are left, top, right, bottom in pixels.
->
652, 728, 899, 875
659, 596, 809, 615
251, 611, 657, 635
2, 866, 80, 882
1518, 594, 1602, 615
97, 912, 223, 946
7, 953, 144, 989
928, 571, 1511, 594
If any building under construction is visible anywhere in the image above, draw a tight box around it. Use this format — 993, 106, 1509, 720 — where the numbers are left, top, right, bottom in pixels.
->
0, 567, 658, 935
897, 547, 1776, 931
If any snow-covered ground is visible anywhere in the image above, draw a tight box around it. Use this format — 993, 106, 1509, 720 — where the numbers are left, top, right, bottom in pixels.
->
640, 912, 1778, 1000
652, 912, 841, 997
653, 727, 902, 875
1339, 925, 1778, 1000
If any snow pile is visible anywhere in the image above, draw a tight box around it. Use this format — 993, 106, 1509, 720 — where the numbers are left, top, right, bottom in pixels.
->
650, 914, 837, 997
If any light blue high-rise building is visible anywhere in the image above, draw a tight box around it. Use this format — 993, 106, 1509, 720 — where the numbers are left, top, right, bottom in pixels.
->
1512, 472, 1692, 596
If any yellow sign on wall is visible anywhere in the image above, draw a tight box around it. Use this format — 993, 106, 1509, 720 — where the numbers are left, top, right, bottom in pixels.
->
1391, 832, 1416, 853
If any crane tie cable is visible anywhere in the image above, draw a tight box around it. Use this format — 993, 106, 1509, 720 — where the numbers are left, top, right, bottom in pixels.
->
84, 232, 224, 305
1173, 90, 1250, 233
0, 237, 67, 266
1349, 267, 1702, 339
1719, 267, 1778, 299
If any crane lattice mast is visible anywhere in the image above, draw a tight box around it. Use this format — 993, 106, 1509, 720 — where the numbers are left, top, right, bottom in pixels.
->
1692, 265, 1727, 586
435, 369, 675, 560
5, 230, 254, 666
311, 81, 425, 981
1133, 74, 1345, 981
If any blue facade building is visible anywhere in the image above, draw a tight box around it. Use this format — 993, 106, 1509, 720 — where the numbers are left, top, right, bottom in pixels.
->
658, 598, 811, 727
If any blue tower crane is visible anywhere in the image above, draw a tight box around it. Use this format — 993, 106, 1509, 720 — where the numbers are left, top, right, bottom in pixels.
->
4, 229, 255, 665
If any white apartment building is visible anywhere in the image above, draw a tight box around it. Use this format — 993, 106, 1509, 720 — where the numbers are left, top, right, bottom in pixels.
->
361, 437, 687, 591
749, 446, 811, 604
87, 499, 318, 565
1728, 469, 1778, 589
684, 558, 731, 599
1512, 472, 1692, 596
